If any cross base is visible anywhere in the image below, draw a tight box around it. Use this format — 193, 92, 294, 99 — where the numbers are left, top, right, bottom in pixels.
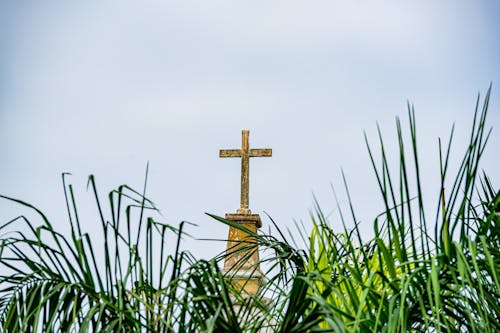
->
225, 213, 262, 228
223, 213, 263, 295
237, 208, 252, 215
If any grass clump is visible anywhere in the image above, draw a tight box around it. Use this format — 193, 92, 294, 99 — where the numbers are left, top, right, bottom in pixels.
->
1, 87, 498, 332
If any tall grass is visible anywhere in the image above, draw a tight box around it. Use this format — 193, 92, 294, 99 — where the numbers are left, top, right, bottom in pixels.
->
0, 87, 498, 332
260, 86, 499, 332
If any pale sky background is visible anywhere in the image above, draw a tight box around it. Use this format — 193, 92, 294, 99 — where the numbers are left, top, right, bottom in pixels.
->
1, 1, 499, 261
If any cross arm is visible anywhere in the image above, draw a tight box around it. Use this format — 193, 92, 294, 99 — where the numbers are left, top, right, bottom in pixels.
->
250, 148, 272, 157
220, 149, 242, 158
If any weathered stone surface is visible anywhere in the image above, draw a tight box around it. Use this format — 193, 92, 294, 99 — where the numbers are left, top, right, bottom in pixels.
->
224, 214, 261, 271
220, 130, 272, 214
219, 131, 271, 296
223, 214, 263, 295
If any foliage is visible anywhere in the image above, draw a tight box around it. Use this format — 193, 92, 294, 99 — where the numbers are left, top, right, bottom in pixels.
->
0, 87, 498, 332
266, 86, 499, 332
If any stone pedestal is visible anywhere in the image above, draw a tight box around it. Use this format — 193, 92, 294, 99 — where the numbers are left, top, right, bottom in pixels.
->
223, 213, 263, 295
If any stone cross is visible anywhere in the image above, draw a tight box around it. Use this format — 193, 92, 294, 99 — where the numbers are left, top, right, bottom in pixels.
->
220, 130, 272, 215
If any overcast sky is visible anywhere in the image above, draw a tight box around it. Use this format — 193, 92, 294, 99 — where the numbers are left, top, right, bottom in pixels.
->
1, 1, 499, 260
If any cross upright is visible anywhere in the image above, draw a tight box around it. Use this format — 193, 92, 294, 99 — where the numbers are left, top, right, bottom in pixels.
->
220, 130, 272, 215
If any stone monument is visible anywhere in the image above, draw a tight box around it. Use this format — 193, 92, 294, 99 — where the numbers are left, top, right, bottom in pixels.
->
219, 129, 272, 295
